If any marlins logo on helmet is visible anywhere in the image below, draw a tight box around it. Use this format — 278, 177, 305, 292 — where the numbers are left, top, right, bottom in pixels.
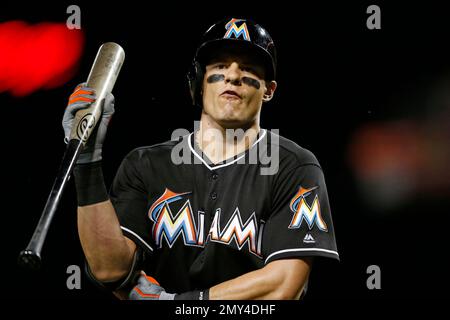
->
224, 18, 251, 41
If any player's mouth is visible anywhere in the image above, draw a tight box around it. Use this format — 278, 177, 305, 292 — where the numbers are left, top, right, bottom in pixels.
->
220, 90, 242, 100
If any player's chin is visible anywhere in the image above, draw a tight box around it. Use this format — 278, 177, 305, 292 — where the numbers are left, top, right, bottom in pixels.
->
210, 105, 256, 128
215, 115, 255, 129
217, 101, 243, 114
215, 119, 243, 129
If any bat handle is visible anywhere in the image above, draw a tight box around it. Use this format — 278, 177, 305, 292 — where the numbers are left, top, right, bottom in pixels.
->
18, 139, 83, 270
18, 250, 42, 270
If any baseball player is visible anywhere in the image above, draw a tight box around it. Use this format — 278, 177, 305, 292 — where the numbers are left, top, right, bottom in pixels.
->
64, 17, 339, 300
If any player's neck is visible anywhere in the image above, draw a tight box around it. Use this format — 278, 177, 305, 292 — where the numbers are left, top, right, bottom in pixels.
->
196, 114, 260, 165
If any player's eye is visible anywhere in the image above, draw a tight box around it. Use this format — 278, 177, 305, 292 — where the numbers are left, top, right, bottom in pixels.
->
241, 66, 256, 74
214, 64, 227, 69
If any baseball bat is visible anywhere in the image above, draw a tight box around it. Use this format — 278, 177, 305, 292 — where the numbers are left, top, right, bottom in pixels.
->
18, 42, 125, 270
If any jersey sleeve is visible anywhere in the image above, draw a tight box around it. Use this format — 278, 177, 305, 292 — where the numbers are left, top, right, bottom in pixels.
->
109, 149, 154, 254
262, 164, 339, 264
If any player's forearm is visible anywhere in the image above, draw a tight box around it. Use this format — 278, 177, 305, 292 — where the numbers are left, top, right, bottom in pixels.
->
208, 259, 311, 300
73, 161, 134, 281
208, 269, 292, 300
78, 200, 135, 282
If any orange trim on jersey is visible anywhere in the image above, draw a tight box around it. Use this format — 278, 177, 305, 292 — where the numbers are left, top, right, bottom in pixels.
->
290, 186, 318, 211
224, 225, 256, 252
186, 204, 197, 241
149, 188, 186, 216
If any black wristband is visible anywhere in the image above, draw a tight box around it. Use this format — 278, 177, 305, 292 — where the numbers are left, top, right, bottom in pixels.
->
174, 289, 210, 300
73, 161, 109, 206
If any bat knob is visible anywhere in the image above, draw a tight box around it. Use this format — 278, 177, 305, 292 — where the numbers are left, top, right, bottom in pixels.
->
18, 250, 42, 270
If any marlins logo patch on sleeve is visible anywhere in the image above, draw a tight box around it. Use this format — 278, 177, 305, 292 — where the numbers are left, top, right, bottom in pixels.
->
288, 186, 328, 232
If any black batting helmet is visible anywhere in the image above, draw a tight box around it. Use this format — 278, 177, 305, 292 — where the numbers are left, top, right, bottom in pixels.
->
187, 18, 277, 106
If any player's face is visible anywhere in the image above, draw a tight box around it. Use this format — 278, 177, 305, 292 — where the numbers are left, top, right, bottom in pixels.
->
202, 51, 276, 129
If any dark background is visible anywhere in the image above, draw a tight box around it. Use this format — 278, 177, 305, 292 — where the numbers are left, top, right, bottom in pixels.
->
1, 0, 449, 303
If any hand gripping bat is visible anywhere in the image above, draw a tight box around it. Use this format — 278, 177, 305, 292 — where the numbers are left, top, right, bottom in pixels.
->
18, 42, 125, 270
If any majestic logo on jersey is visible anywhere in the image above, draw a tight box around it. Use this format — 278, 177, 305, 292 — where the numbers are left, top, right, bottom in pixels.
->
289, 186, 328, 231
224, 18, 251, 41
149, 188, 262, 256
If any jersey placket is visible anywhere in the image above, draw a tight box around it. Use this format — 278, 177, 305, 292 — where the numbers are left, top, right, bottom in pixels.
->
204, 167, 221, 227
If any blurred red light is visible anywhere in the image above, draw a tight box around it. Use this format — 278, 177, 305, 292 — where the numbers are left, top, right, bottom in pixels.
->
0, 21, 84, 96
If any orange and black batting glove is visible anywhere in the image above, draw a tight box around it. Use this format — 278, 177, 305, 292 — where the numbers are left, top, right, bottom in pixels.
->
62, 82, 115, 164
129, 271, 176, 300
129, 271, 209, 300
65, 83, 114, 206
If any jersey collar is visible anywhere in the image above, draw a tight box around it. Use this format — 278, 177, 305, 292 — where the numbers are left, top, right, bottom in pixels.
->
188, 129, 267, 171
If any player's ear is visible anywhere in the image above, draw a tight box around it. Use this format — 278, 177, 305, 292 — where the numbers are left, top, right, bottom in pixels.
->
262, 80, 277, 102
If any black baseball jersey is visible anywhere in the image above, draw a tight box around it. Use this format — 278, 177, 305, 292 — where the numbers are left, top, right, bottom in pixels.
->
109, 129, 339, 293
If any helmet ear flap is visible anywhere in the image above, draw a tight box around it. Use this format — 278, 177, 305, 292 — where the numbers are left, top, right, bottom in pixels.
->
187, 60, 204, 107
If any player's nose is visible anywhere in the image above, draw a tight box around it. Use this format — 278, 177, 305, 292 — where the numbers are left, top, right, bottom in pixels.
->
225, 62, 242, 85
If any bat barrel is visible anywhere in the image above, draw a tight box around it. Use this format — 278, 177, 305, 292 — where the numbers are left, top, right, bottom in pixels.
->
18, 139, 83, 270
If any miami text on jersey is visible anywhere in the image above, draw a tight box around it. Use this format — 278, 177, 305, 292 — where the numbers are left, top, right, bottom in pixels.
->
289, 186, 328, 231
149, 188, 263, 257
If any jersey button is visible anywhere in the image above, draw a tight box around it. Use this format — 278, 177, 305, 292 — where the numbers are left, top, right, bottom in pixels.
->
210, 192, 217, 200
212, 173, 218, 180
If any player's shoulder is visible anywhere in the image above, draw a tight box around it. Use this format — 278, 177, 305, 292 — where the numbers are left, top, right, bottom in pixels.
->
267, 130, 321, 168
122, 135, 186, 162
